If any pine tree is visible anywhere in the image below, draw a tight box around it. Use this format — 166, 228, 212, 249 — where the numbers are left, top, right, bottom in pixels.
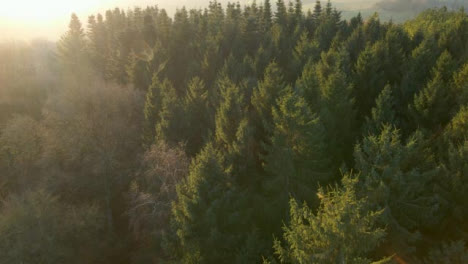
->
272, 174, 390, 264
353, 41, 388, 122
262, 87, 329, 226
184, 77, 213, 156
142, 14, 157, 48
363, 84, 398, 135
87, 13, 109, 78
142, 76, 164, 146
412, 51, 457, 130
262, 0, 273, 31
316, 52, 356, 169
251, 62, 286, 135
127, 53, 151, 91
275, 0, 288, 27
435, 107, 468, 239
325, 0, 333, 16
292, 31, 320, 75
294, 60, 321, 114
155, 79, 186, 146
172, 144, 260, 263
57, 13, 88, 72
215, 77, 247, 152
354, 126, 441, 257
312, 0, 322, 25
453, 63, 468, 107
294, 0, 302, 22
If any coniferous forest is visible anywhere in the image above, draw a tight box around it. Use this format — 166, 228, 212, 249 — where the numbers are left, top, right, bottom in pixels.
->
0, 1, 468, 263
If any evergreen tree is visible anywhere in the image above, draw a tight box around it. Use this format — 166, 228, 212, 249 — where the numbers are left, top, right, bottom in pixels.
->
353, 41, 388, 122
275, 0, 288, 27
315, 50, 356, 169
411, 51, 457, 130
155, 79, 186, 146
57, 13, 88, 72
354, 126, 441, 257
272, 174, 390, 264
453, 63, 468, 107
312, 0, 322, 25
363, 84, 399, 135
127, 53, 151, 91
262, 0, 273, 31
142, 76, 164, 146
142, 14, 157, 48
172, 144, 260, 263
214, 76, 247, 152
87, 13, 109, 78
435, 106, 468, 239
262, 87, 329, 227
252, 62, 286, 135
184, 77, 213, 156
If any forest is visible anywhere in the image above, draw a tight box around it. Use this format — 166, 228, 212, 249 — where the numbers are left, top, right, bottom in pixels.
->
0, 0, 467, 263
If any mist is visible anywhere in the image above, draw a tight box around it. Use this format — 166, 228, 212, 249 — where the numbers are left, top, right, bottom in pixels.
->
375, 0, 466, 12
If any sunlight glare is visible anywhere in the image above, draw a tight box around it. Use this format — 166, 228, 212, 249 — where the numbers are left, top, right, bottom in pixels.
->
0, 0, 101, 23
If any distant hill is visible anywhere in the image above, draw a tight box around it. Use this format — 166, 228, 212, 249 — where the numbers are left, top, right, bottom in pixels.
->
333, 0, 467, 22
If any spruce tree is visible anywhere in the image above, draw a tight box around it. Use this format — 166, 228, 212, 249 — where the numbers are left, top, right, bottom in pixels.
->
127, 53, 151, 91
215, 77, 247, 152
184, 77, 213, 156
142, 76, 164, 146
363, 84, 398, 135
155, 79, 186, 146
262, 0, 273, 31
354, 126, 441, 257
172, 144, 260, 263
435, 106, 468, 239
353, 41, 388, 122
275, 0, 288, 27
262, 87, 329, 225
272, 174, 390, 264
252, 62, 286, 136
412, 51, 457, 130
57, 13, 88, 72
317, 58, 356, 169
453, 63, 468, 107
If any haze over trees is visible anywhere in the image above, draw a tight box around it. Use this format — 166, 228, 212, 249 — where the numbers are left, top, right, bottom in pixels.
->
0, 1, 467, 263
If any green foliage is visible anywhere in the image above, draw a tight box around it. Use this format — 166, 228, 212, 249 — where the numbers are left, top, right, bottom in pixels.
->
354, 126, 441, 256
171, 144, 261, 263
273, 174, 390, 264
183, 77, 214, 156
142, 75, 163, 146
433, 106, 468, 239
252, 62, 287, 136
156, 79, 186, 146
454, 63, 468, 106
262, 87, 329, 230
318, 65, 356, 168
215, 77, 247, 151
411, 51, 458, 130
363, 84, 398, 135
2, 2, 468, 263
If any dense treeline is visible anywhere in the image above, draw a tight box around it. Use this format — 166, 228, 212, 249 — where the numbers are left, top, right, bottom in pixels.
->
0, 1, 467, 263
